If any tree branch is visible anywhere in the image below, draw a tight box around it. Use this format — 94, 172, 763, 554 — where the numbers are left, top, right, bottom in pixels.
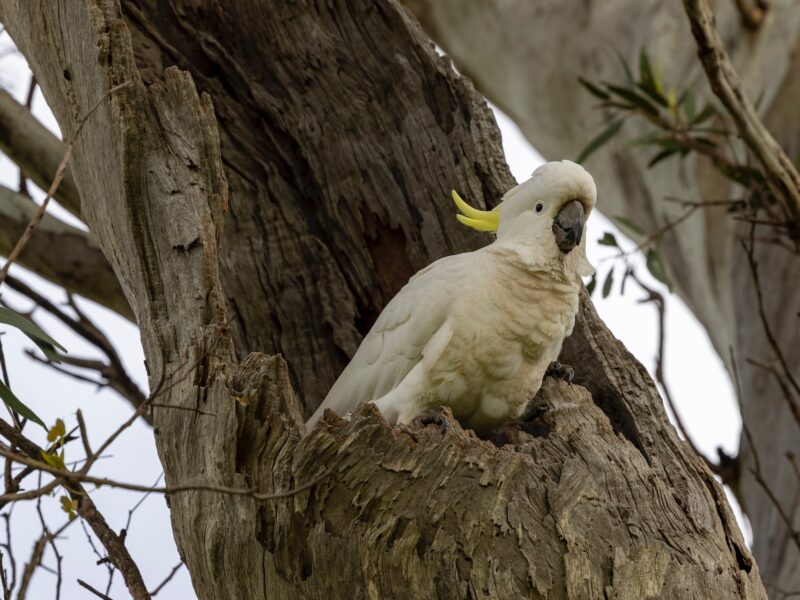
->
0, 81, 130, 286
0, 186, 132, 319
0, 87, 80, 216
683, 0, 800, 232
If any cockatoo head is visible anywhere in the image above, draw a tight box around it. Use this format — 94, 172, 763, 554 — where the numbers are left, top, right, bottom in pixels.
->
451, 160, 596, 277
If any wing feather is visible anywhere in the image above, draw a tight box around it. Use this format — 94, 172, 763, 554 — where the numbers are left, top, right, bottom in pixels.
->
306, 253, 472, 427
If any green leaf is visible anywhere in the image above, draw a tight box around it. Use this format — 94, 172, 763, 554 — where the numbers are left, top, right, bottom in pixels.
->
648, 148, 679, 168
612, 47, 635, 88
637, 49, 668, 107
0, 307, 66, 363
576, 120, 623, 164
598, 232, 619, 247
693, 136, 717, 150
606, 84, 660, 116
636, 83, 669, 108
716, 163, 765, 186
647, 136, 685, 152
612, 215, 645, 236
586, 273, 597, 296
646, 249, 671, 290
620, 268, 630, 295
60, 495, 78, 520
602, 269, 614, 299
690, 104, 716, 126
41, 450, 65, 470
578, 77, 610, 100
679, 89, 696, 122
0, 379, 45, 427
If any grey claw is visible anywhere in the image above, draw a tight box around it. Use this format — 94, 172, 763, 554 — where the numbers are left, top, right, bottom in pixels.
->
545, 361, 574, 383
415, 409, 450, 435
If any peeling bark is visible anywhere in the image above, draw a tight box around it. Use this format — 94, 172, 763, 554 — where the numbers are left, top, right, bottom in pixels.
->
0, 1, 766, 598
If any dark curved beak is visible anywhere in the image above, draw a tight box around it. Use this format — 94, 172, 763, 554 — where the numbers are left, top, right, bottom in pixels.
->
552, 200, 585, 254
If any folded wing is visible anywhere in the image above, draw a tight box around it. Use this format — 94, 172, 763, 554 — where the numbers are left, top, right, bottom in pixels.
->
306, 253, 473, 428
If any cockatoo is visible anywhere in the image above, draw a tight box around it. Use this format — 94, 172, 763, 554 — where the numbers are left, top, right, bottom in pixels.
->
307, 160, 596, 433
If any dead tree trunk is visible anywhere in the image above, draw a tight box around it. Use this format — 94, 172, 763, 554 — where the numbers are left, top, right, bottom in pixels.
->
0, 1, 766, 597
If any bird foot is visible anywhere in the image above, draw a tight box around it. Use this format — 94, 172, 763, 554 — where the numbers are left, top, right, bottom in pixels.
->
412, 408, 450, 436
545, 361, 574, 383
397, 409, 449, 442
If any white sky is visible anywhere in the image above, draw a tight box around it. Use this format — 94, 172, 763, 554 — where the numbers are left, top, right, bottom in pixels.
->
0, 33, 744, 599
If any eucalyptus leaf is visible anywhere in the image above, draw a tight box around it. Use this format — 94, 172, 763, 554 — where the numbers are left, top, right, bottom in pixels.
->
578, 77, 610, 101
690, 104, 716, 126
0, 307, 66, 363
648, 148, 678, 168
637, 50, 668, 107
606, 84, 660, 116
576, 120, 623, 164
612, 47, 635, 88
646, 249, 671, 290
0, 379, 45, 427
598, 232, 619, 247
602, 269, 614, 299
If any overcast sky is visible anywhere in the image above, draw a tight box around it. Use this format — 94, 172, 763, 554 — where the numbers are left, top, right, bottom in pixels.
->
0, 32, 743, 599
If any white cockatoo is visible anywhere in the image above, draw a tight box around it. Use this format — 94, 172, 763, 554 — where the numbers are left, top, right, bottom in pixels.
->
307, 160, 596, 433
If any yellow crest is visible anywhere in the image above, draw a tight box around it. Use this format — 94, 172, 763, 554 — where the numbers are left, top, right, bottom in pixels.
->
450, 190, 500, 232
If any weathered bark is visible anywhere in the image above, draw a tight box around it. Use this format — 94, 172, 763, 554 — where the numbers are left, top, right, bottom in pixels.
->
0, 1, 765, 598
0, 87, 81, 217
0, 184, 132, 319
402, 0, 800, 592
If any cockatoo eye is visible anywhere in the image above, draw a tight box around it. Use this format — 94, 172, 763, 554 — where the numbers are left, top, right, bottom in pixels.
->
535, 203, 544, 213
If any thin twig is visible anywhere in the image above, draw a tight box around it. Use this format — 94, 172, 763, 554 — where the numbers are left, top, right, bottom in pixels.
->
600, 206, 697, 263
746, 357, 800, 427
76, 409, 93, 458
628, 271, 717, 472
149, 562, 184, 596
0, 514, 14, 595
124, 474, 163, 533
0, 550, 9, 600
77, 578, 114, 600
730, 347, 800, 553
35, 475, 63, 600
740, 229, 800, 412
0, 446, 335, 502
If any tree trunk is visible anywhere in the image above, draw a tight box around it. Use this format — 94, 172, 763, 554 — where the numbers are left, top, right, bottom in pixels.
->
0, 1, 766, 598
401, 0, 800, 593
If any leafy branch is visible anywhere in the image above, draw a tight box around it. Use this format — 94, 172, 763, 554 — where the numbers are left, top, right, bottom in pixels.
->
578, 42, 799, 244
